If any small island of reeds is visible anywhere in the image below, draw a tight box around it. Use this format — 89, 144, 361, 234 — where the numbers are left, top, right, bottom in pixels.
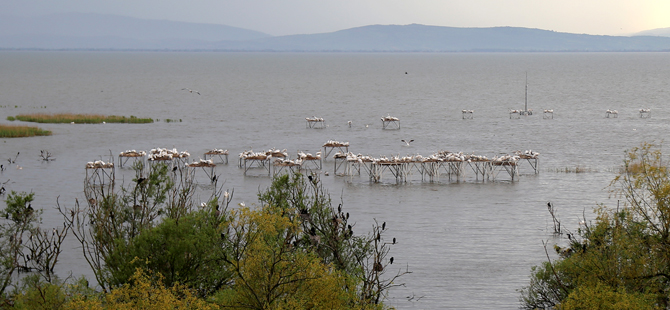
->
8, 113, 154, 124
0, 124, 52, 138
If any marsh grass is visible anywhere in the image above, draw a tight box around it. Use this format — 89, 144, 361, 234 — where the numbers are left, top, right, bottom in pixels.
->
11, 113, 153, 124
550, 166, 597, 173
0, 124, 52, 138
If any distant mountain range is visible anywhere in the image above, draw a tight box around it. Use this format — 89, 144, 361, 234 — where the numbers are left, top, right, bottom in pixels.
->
2, 13, 670, 52
635, 27, 670, 37
0, 13, 271, 49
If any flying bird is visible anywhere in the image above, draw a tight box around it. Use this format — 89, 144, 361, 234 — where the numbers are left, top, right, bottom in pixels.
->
401, 139, 414, 146
181, 88, 200, 95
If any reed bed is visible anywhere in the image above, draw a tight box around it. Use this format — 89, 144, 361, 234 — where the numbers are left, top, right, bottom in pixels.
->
550, 166, 597, 173
10, 113, 153, 124
0, 124, 52, 138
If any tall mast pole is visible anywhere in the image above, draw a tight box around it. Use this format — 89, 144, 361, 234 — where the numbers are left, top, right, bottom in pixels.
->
524, 71, 528, 113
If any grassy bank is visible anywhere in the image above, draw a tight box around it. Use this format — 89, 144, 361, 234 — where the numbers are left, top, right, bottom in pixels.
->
0, 124, 52, 137
8, 113, 154, 124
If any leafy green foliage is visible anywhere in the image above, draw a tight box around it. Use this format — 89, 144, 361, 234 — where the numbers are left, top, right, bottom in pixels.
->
10, 275, 96, 310
0, 191, 71, 307
257, 174, 407, 306
51, 167, 401, 308
213, 205, 355, 309
61, 161, 217, 293
107, 208, 232, 297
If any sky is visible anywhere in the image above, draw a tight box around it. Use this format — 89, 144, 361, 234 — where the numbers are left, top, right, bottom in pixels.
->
4, 0, 670, 36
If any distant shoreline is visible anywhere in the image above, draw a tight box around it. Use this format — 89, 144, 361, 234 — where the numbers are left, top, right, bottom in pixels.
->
2, 48, 669, 53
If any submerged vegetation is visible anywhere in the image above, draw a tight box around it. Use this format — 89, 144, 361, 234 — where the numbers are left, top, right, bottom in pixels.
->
549, 165, 597, 173
0, 163, 405, 309
521, 143, 670, 309
8, 113, 153, 124
0, 124, 52, 138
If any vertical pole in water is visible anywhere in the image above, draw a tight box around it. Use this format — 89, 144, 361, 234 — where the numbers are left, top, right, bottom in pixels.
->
524, 71, 528, 114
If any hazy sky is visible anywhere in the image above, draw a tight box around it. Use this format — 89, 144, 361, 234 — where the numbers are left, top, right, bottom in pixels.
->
4, 0, 670, 36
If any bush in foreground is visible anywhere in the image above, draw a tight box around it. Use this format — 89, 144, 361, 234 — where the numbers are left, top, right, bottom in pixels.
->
1, 165, 405, 309
520, 143, 670, 309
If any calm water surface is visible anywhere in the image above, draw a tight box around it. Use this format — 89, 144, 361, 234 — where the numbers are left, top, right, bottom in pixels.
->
1, 51, 670, 309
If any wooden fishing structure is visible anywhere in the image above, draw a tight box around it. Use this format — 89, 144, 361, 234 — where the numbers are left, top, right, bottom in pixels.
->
491, 159, 519, 182
516, 150, 540, 174
322, 140, 349, 160
306, 116, 326, 129
147, 148, 189, 170
118, 150, 146, 168
462, 110, 474, 119
297, 151, 322, 170
85, 160, 115, 186
239, 151, 272, 176
204, 149, 229, 164
381, 115, 400, 129
335, 151, 527, 183
272, 159, 302, 176
186, 159, 217, 184
639, 108, 651, 118
543, 109, 554, 119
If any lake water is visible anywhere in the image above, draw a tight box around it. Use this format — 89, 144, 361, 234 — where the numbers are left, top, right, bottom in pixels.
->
1, 51, 670, 309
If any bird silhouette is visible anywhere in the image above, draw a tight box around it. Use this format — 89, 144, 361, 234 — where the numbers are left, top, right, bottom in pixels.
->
401, 139, 414, 146
181, 88, 200, 95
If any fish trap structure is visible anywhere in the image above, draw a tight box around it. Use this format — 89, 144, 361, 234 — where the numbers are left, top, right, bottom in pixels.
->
515, 150, 540, 174
118, 150, 146, 168
639, 108, 651, 118
269, 149, 320, 176
306, 116, 326, 129
462, 110, 474, 119
606, 110, 619, 118
491, 158, 519, 181
322, 140, 349, 160
543, 109, 554, 119
239, 150, 278, 176
509, 109, 521, 119
186, 159, 217, 184
519, 109, 533, 116
204, 149, 229, 164
333, 152, 350, 175
147, 148, 190, 170
296, 151, 322, 170
381, 115, 400, 129
272, 159, 303, 176
85, 160, 115, 188
336, 151, 530, 183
